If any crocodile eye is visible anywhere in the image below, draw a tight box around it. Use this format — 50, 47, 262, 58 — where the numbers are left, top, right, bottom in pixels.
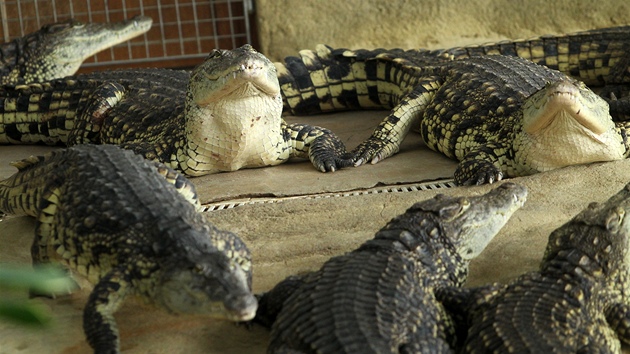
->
208, 49, 222, 59
193, 264, 204, 273
439, 199, 470, 219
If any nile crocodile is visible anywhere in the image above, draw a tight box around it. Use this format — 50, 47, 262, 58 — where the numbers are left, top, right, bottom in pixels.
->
437, 182, 630, 353
277, 46, 630, 185
0, 144, 257, 353
0, 44, 352, 176
1, 15, 152, 85
253, 182, 527, 353
429, 25, 630, 87
431, 25, 630, 121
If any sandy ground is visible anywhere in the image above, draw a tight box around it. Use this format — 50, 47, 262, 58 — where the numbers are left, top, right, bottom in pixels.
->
1, 108, 630, 353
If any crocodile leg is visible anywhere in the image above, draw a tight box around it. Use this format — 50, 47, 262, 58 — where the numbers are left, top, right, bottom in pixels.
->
455, 143, 510, 185
606, 93, 630, 122
68, 82, 126, 145
351, 76, 443, 165
83, 268, 132, 354
30, 187, 62, 265
436, 283, 508, 349
282, 121, 353, 172
253, 275, 305, 328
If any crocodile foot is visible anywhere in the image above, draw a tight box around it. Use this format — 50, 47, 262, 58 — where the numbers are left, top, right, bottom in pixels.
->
454, 159, 504, 186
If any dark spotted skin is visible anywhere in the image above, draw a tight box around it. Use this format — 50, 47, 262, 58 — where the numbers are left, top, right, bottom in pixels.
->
0, 16, 152, 85
0, 144, 257, 354
439, 182, 630, 353
431, 25, 630, 87
253, 183, 527, 354
0, 45, 353, 176
277, 44, 630, 185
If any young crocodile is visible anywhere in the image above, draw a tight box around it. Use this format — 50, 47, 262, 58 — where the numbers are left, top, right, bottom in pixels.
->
277, 46, 630, 185
0, 44, 351, 176
438, 182, 630, 353
423, 25, 630, 87
0, 144, 257, 353
1, 15, 152, 85
430, 25, 630, 121
253, 182, 527, 353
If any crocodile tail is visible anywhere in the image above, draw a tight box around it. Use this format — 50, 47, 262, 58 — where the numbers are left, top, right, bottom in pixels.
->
436, 25, 630, 86
9, 154, 45, 171
0, 79, 95, 145
276, 44, 428, 115
0, 150, 62, 216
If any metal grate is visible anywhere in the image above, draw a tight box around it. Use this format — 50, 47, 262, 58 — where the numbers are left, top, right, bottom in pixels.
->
0, 0, 255, 70
201, 179, 458, 212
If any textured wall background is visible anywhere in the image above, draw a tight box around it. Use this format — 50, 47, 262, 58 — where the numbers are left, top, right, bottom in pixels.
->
255, 0, 629, 61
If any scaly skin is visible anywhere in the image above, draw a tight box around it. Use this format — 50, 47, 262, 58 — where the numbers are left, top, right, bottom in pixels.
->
431, 25, 630, 87
254, 183, 527, 354
0, 144, 257, 354
431, 25, 630, 121
277, 46, 630, 185
0, 45, 353, 176
438, 182, 630, 353
0, 15, 152, 85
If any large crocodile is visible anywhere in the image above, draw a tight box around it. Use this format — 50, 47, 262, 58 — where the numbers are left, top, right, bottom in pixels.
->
1, 15, 152, 85
253, 182, 527, 353
425, 25, 630, 87
431, 25, 630, 121
0, 44, 352, 176
277, 45, 630, 185
437, 182, 630, 353
0, 144, 257, 354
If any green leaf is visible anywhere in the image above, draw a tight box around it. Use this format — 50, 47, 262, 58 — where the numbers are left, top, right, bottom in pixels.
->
0, 300, 52, 326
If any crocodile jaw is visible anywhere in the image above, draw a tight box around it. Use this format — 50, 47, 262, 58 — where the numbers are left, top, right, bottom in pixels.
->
49, 16, 153, 72
515, 79, 623, 174
182, 93, 286, 176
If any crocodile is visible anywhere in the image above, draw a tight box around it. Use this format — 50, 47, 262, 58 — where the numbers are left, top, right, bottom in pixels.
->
0, 44, 352, 176
430, 25, 630, 121
253, 182, 528, 353
1, 15, 153, 85
430, 25, 630, 88
0, 144, 257, 353
436, 182, 630, 353
277, 46, 630, 185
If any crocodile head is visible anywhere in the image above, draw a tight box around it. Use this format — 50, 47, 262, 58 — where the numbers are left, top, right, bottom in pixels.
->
542, 182, 630, 277
377, 182, 527, 262
14, 15, 152, 84
188, 44, 281, 105
153, 228, 258, 322
514, 78, 624, 174
182, 44, 285, 175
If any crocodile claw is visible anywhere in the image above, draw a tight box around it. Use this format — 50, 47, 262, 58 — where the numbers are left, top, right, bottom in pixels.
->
455, 160, 504, 186
308, 135, 354, 173
351, 138, 399, 167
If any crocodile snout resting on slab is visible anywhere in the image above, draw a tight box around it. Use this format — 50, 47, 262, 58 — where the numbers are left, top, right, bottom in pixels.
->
439, 182, 630, 353
277, 46, 630, 185
0, 144, 256, 353
253, 183, 527, 353
1, 15, 153, 85
513, 78, 624, 175
0, 44, 353, 176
